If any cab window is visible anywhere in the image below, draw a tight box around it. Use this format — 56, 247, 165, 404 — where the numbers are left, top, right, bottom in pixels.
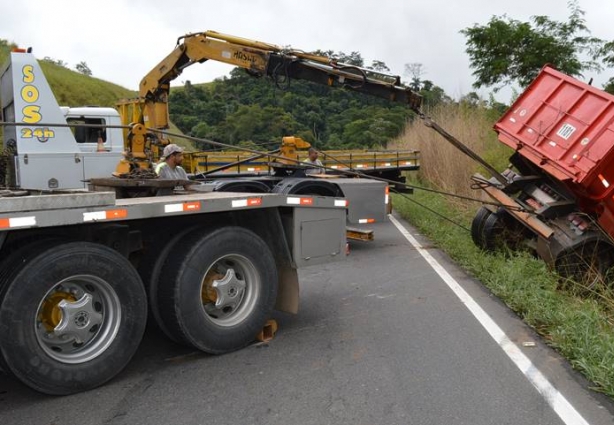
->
67, 117, 107, 144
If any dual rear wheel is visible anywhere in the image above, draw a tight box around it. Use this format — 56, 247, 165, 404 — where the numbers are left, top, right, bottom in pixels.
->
471, 207, 528, 252
150, 226, 278, 354
0, 241, 147, 395
0, 227, 278, 395
471, 207, 614, 287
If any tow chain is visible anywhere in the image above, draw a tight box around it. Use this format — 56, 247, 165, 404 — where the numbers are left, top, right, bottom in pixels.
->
152, 127, 529, 228
0, 120, 527, 224
414, 110, 507, 186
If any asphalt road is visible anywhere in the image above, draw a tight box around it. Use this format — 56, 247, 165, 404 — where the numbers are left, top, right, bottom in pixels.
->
1, 214, 614, 425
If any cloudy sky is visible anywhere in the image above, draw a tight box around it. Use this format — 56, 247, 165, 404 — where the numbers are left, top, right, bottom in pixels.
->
1, 0, 612, 102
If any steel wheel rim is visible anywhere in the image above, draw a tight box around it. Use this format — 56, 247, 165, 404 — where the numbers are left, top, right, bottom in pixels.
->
35, 275, 121, 364
200, 254, 260, 326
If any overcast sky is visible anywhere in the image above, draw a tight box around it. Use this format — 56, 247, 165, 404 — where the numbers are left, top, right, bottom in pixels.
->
1, 0, 612, 102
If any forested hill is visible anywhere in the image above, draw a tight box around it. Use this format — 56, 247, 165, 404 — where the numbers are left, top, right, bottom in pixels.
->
0, 39, 453, 152
169, 66, 451, 152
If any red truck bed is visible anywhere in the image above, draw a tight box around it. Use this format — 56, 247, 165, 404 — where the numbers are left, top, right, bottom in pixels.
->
495, 66, 614, 203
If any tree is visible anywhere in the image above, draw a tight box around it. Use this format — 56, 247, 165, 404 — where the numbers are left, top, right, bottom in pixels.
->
461, 1, 605, 90
404, 63, 424, 92
600, 40, 614, 66
599, 40, 614, 94
75, 61, 92, 76
420, 84, 450, 109
334, 51, 364, 67
42, 57, 68, 68
460, 92, 484, 108
368, 60, 390, 72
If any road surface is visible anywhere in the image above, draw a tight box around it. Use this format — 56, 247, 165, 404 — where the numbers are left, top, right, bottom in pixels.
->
1, 214, 613, 424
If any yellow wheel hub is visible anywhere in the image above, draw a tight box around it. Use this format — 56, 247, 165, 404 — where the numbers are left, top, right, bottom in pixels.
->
201, 271, 224, 304
38, 291, 76, 331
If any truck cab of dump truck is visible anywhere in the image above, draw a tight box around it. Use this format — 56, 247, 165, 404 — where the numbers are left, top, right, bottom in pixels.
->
1, 52, 124, 190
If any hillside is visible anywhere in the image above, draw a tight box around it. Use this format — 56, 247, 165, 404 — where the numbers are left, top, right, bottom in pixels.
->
0, 40, 194, 149
39, 61, 135, 107
168, 68, 419, 152
1, 40, 135, 106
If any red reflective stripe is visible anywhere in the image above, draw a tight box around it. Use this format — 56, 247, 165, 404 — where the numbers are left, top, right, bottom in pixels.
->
300, 198, 313, 205
0, 218, 9, 228
105, 209, 127, 220
184, 202, 201, 211
248, 198, 262, 206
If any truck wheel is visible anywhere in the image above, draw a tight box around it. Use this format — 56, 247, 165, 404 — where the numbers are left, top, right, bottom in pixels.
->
470, 206, 493, 249
145, 226, 198, 343
0, 239, 61, 372
0, 242, 147, 395
555, 242, 614, 291
156, 227, 278, 354
472, 208, 527, 252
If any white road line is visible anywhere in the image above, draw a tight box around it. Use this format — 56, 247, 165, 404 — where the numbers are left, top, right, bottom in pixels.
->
389, 215, 590, 425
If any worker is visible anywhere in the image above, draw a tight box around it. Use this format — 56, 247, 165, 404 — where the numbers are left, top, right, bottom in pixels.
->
156, 144, 188, 180
155, 143, 192, 195
303, 147, 324, 175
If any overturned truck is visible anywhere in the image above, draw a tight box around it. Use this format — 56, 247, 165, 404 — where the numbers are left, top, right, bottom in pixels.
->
472, 65, 614, 283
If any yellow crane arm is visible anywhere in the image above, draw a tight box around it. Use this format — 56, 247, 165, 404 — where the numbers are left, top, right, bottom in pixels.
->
116, 30, 422, 175
135, 30, 422, 134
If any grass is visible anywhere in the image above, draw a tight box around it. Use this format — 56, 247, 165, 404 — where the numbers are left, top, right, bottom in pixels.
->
0, 46, 192, 151
392, 103, 614, 397
38, 61, 135, 108
393, 189, 614, 397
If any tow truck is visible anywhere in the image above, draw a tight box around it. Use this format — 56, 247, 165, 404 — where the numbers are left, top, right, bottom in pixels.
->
0, 33, 423, 395
110, 30, 421, 226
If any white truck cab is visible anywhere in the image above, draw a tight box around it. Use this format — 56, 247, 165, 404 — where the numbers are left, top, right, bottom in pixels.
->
1, 53, 123, 190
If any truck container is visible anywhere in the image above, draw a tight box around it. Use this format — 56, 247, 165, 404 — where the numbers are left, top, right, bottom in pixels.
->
471, 65, 614, 283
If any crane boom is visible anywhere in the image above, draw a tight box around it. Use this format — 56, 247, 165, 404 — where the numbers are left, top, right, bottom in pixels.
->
136, 30, 421, 134
115, 30, 422, 174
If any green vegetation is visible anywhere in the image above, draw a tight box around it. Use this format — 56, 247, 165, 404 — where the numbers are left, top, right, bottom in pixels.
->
462, 0, 614, 93
0, 39, 135, 107
393, 188, 614, 397
168, 67, 422, 152
394, 101, 614, 397
39, 61, 134, 107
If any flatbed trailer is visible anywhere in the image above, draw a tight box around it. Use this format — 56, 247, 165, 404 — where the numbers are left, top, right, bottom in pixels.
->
0, 188, 347, 395
185, 148, 420, 184
0, 44, 403, 395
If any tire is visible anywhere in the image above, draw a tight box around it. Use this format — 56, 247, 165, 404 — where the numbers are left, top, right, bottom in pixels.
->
0, 239, 62, 373
472, 207, 527, 252
0, 242, 147, 395
156, 226, 278, 354
144, 226, 199, 343
555, 242, 614, 291
470, 206, 493, 249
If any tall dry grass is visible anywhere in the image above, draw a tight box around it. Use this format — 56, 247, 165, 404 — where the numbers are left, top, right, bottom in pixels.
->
391, 104, 512, 212
392, 104, 614, 398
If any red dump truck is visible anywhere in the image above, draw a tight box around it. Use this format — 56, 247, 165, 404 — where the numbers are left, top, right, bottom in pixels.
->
471, 65, 614, 283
